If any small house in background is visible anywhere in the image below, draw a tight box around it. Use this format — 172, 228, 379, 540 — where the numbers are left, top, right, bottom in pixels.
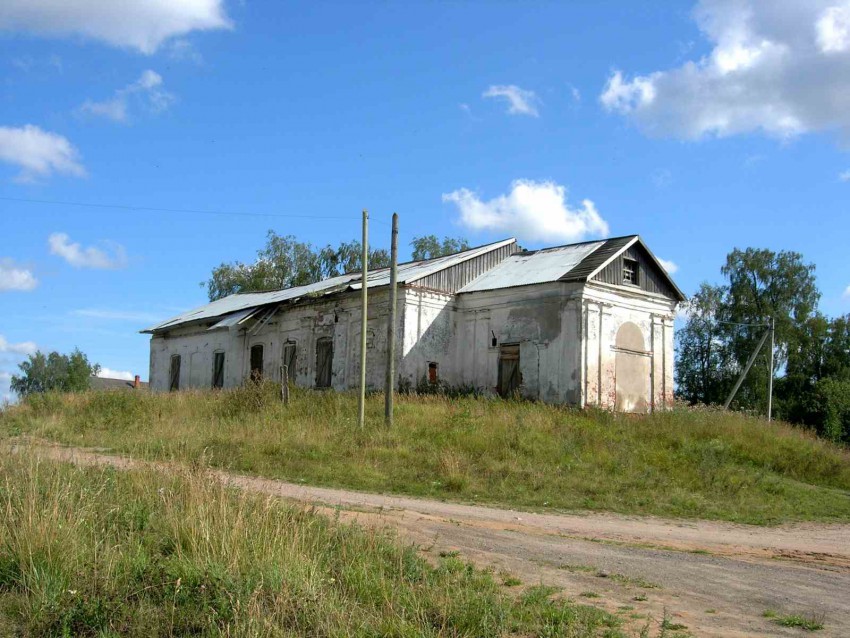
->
142, 235, 684, 413
89, 375, 147, 391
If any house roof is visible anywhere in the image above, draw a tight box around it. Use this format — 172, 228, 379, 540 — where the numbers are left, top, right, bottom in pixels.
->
460, 235, 685, 301
90, 376, 147, 391
142, 234, 683, 335
141, 238, 516, 333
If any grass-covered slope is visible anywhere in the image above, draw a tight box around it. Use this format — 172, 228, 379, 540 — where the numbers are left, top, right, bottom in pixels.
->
0, 447, 614, 637
2, 384, 850, 524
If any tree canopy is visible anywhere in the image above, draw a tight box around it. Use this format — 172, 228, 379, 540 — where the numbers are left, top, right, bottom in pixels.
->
10, 349, 100, 397
410, 235, 470, 261
204, 231, 471, 301
675, 247, 850, 442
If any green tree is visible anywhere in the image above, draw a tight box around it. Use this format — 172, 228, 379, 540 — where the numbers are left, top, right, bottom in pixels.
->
204, 231, 391, 301
10, 349, 100, 397
675, 283, 732, 404
410, 235, 470, 261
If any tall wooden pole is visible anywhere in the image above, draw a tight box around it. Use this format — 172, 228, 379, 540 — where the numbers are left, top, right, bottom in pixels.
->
358, 209, 369, 428
385, 213, 399, 426
767, 316, 775, 422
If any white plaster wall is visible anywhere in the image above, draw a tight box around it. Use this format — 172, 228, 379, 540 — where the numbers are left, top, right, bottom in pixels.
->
581, 282, 677, 411
397, 288, 456, 386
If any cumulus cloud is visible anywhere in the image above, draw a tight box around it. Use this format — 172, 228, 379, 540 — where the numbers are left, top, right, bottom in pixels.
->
839, 169, 850, 181
601, 0, 850, 143
80, 70, 174, 122
97, 367, 134, 381
442, 179, 609, 243
482, 85, 540, 117
844, 285, 850, 299
0, 125, 85, 182
657, 258, 679, 274
0, 259, 37, 291
0, 335, 38, 356
0, 0, 231, 54
48, 232, 127, 270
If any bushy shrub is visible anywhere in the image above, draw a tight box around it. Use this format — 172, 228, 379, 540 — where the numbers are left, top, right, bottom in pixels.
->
811, 377, 850, 443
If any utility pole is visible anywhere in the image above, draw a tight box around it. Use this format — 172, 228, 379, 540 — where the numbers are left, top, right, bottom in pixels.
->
767, 316, 775, 422
385, 213, 399, 426
358, 209, 369, 428
723, 322, 771, 411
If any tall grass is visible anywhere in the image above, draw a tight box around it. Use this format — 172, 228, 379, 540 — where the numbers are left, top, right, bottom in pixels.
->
0, 446, 615, 636
2, 384, 850, 524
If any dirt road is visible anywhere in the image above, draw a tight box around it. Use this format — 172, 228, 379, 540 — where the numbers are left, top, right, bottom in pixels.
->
13, 441, 850, 637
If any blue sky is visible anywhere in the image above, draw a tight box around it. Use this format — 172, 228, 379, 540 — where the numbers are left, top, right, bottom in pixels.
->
1, 0, 849, 400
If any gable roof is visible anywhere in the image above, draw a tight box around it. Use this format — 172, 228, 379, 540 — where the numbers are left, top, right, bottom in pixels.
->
141, 238, 516, 334
459, 234, 685, 301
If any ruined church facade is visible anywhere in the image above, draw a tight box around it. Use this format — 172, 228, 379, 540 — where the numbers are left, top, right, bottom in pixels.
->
144, 235, 684, 413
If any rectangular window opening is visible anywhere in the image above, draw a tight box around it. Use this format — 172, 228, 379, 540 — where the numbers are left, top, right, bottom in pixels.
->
428, 361, 439, 384
169, 354, 181, 392
623, 258, 639, 286
250, 344, 264, 381
282, 341, 296, 382
212, 351, 225, 389
315, 337, 333, 388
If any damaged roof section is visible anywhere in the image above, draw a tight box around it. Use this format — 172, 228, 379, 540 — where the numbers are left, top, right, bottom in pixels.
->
142, 238, 517, 334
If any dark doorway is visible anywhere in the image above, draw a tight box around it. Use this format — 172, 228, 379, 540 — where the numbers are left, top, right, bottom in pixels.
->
315, 337, 333, 388
497, 344, 521, 397
428, 362, 438, 384
282, 341, 296, 381
250, 344, 264, 381
212, 352, 225, 389
169, 354, 181, 392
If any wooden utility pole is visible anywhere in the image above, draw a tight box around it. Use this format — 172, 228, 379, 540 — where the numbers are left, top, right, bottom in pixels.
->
767, 316, 775, 422
358, 209, 369, 428
385, 213, 399, 426
723, 322, 771, 411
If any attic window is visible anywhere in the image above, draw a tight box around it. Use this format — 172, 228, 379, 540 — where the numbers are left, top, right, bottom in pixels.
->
623, 258, 639, 286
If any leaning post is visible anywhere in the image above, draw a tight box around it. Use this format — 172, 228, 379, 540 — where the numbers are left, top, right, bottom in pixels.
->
384, 213, 399, 426
358, 209, 369, 428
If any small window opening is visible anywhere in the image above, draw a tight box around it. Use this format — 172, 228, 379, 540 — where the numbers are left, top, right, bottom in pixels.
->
491, 330, 498, 347
212, 351, 225, 389
623, 258, 639, 286
169, 354, 181, 392
282, 341, 296, 381
428, 362, 439, 384
250, 344, 264, 381
315, 337, 333, 388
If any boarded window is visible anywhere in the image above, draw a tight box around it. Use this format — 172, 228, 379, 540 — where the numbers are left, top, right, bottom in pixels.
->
212, 351, 225, 389
623, 258, 639, 286
250, 344, 264, 381
315, 337, 333, 388
428, 362, 438, 384
497, 344, 521, 397
169, 354, 181, 392
282, 341, 296, 381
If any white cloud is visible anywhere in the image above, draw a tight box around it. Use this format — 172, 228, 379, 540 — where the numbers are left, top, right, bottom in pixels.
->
442, 179, 609, 243
48, 232, 127, 270
600, 0, 850, 143
0, 125, 85, 182
482, 85, 540, 117
657, 258, 679, 274
97, 367, 134, 381
80, 70, 174, 122
0, 0, 231, 54
72, 308, 159, 322
0, 259, 37, 291
839, 169, 850, 181
0, 335, 38, 356
843, 285, 850, 299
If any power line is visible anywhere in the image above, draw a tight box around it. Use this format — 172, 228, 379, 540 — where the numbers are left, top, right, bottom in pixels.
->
0, 195, 392, 225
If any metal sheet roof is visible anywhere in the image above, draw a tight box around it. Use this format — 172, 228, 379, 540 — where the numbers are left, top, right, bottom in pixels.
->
142, 238, 516, 333
458, 241, 605, 293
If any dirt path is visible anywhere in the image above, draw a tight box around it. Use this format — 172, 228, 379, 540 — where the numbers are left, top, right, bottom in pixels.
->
11, 441, 850, 637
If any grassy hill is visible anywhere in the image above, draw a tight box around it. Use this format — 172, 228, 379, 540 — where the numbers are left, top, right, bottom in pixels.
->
2, 384, 850, 525
0, 446, 616, 637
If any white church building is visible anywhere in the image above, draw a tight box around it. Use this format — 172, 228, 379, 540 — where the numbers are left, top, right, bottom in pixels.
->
143, 235, 684, 412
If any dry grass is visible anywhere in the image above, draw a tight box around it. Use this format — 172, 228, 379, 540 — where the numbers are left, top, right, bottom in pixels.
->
0, 445, 615, 636
2, 384, 850, 524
